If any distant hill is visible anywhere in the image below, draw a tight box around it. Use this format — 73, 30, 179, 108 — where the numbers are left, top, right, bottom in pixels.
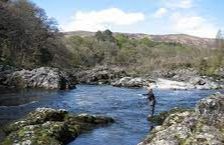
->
64, 31, 95, 38
63, 31, 215, 49
149, 34, 215, 49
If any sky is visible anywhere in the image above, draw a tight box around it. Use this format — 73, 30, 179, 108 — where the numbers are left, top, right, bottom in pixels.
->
31, 0, 224, 38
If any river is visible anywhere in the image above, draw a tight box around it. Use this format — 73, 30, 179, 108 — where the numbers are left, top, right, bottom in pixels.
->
0, 85, 220, 145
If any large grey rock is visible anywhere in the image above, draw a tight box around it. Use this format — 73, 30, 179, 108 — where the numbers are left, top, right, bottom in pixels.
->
2, 108, 114, 145
189, 77, 221, 90
151, 68, 199, 81
5, 67, 76, 90
76, 66, 127, 85
195, 92, 224, 126
138, 93, 224, 145
111, 77, 149, 88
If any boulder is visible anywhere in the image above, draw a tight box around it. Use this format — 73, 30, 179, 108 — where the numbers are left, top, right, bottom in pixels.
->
195, 92, 224, 127
189, 77, 221, 90
76, 66, 127, 85
2, 108, 114, 145
111, 77, 149, 88
147, 108, 193, 125
139, 93, 224, 145
151, 68, 199, 82
5, 67, 77, 90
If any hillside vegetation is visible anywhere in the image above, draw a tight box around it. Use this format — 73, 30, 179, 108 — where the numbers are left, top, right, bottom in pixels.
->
65, 30, 224, 75
0, 0, 223, 76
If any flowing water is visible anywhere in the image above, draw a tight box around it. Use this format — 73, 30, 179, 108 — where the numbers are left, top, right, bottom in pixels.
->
0, 85, 220, 145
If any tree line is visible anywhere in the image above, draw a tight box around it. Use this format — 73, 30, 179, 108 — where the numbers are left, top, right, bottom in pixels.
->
0, 0, 223, 75
0, 0, 71, 68
66, 29, 224, 75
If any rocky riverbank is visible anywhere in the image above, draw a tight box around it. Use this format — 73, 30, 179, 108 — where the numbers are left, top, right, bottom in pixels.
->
112, 77, 223, 90
1, 108, 114, 145
111, 68, 224, 90
0, 66, 77, 90
0, 65, 223, 90
111, 77, 151, 88
151, 68, 224, 90
75, 66, 127, 85
138, 92, 224, 145
74, 66, 224, 90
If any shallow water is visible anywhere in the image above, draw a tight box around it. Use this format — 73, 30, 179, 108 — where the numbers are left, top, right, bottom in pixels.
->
0, 85, 221, 145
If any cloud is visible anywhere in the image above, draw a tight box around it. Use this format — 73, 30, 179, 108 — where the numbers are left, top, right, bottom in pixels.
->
170, 13, 217, 38
150, 0, 218, 38
154, 8, 167, 18
60, 1, 218, 38
164, 0, 193, 9
62, 8, 145, 32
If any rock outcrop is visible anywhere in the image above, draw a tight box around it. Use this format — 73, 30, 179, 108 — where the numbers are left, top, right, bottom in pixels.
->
111, 76, 222, 90
1, 65, 222, 90
75, 66, 127, 85
1, 108, 114, 145
151, 68, 223, 90
152, 68, 199, 81
5, 67, 77, 90
111, 77, 151, 88
189, 77, 222, 89
152, 78, 222, 90
147, 108, 193, 125
138, 93, 224, 145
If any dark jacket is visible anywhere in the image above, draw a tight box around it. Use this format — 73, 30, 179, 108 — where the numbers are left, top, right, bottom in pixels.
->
143, 90, 156, 106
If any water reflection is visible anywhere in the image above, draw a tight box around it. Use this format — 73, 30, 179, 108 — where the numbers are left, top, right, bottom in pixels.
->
0, 89, 56, 106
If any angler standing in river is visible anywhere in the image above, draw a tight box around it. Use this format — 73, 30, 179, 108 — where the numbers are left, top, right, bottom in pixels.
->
143, 83, 157, 131
143, 83, 156, 116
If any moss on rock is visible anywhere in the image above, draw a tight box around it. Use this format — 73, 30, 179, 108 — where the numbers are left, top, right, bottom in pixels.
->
139, 93, 224, 145
1, 108, 114, 145
147, 108, 193, 125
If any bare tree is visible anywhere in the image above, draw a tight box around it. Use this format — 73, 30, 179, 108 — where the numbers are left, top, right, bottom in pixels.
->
215, 30, 224, 67
216, 30, 224, 49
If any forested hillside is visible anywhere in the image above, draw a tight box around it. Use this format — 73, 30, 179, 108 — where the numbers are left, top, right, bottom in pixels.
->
0, 0, 71, 69
65, 30, 224, 75
0, 0, 223, 76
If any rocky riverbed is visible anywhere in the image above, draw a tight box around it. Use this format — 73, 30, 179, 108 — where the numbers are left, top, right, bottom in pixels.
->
1, 108, 114, 145
138, 92, 224, 145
